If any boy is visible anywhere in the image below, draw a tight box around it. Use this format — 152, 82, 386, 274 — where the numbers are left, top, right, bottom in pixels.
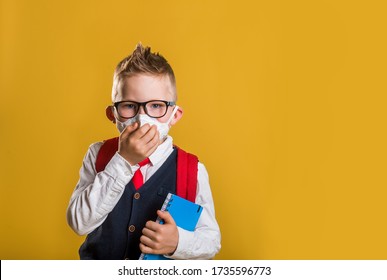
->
67, 43, 221, 260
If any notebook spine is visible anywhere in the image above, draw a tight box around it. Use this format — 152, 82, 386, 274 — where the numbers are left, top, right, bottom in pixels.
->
155, 193, 173, 224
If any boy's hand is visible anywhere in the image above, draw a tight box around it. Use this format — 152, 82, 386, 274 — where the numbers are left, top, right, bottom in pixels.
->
139, 210, 179, 256
118, 122, 159, 165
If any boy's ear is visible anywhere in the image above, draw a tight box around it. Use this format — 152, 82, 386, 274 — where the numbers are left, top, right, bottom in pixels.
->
105, 106, 116, 123
170, 106, 183, 126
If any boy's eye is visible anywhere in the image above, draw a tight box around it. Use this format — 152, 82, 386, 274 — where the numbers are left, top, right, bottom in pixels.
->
121, 103, 137, 110
149, 102, 165, 109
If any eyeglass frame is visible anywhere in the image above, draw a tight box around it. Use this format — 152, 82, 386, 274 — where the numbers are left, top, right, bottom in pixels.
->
113, 100, 176, 119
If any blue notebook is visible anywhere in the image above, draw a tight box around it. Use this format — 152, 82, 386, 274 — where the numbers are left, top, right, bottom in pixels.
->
139, 193, 203, 260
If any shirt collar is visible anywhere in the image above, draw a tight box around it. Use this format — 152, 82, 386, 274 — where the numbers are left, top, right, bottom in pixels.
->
148, 136, 174, 166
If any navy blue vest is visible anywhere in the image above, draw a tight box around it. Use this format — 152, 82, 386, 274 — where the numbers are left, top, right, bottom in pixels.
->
79, 149, 177, 260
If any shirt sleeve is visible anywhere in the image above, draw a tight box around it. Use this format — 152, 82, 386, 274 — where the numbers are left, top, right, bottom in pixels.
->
66, 142, 139, 235
168, 162, 221, 259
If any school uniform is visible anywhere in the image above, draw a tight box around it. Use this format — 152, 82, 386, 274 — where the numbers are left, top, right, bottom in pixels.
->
67, 136, 221, 259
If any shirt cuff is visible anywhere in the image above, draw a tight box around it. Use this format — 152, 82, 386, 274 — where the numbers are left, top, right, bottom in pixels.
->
167, 227, 194, 259
103, 152, 138, 186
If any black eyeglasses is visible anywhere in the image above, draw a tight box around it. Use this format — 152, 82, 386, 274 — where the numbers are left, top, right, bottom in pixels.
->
113, 100, 176, 119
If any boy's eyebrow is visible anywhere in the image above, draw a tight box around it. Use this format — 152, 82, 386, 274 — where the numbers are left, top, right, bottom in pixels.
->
113, 100, 176, 104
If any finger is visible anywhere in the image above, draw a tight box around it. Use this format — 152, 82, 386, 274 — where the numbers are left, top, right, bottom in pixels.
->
139, 234, 155, 248
123, 124, 154, 150
127, 125, 156, 150
124, 123, 149, 142
143, 130, 160, 155
139, 125, 158, 144
144, 220, 161, 232
134, 126, 159, 158
142, 227, 157, 240
136, 123, 153, 138
120, 122, 138, 138
139, 242, 155, 254
157, 210, 176, 226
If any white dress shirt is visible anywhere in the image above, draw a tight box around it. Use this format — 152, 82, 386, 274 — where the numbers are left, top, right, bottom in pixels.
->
67, 136, 221, 259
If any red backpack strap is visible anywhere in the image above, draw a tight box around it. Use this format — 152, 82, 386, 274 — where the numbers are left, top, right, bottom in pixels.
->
96, 140, 199, 202
176, 146, 199, 203
95, 137, 119, 173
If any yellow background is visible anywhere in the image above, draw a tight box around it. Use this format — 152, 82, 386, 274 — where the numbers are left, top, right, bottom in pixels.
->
1, 0, 387, 259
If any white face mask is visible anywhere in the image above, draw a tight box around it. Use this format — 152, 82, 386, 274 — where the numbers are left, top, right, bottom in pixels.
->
116, 106, 179, 140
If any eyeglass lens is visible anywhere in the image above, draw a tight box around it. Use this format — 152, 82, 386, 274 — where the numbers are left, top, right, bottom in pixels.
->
117, 101, 169, 118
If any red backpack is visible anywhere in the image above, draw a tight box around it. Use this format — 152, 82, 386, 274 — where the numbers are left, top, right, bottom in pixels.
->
95, 137, 198, 203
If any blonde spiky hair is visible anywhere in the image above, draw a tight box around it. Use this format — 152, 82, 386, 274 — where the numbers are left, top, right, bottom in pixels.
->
111, 43, 176, 101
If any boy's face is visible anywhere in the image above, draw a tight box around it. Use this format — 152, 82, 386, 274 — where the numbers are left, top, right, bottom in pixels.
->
108, 74, 182, 125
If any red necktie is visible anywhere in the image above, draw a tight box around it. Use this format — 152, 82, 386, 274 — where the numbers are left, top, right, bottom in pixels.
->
132, 158, 150, 189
